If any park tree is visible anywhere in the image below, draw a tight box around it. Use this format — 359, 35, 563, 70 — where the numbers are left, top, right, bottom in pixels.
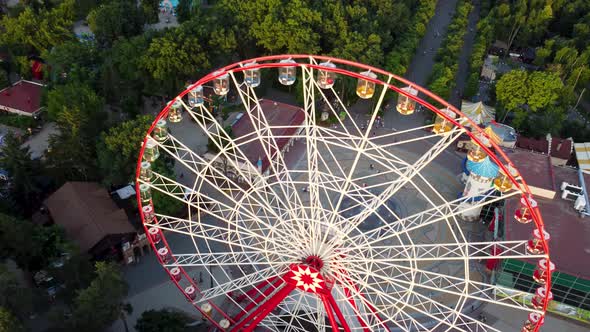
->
0, 0, 75, 54
95, 115, 182, 214
88, 0, 143, 47
140, 0, 160, 24
250, 0, 321, 54
47, 247, 95, 304
496, 70, 566, 131
207, 27, 238, 66
0, 133, 44, 215
135, 309, 191, 332
67, 262, 131, 332
495, 70, 529, 111
0, 213, 67, 271
429, 66, 456, 100
217, 0, 321, 54
96, 115, 153, 187
100, 35, 150, 115
0, 69, 9, 90
43, 39, 101, 86
176, 0, 200, 23
141, 27, 210, 95
331, 32, 384, 67
45, 84, 106, 183
46, 83, 104, 124
527, 71, 564, 111
75, 0, 99, 19
0, 307, 25, 332
46, 106, 101, 183
0, 264, 34, 321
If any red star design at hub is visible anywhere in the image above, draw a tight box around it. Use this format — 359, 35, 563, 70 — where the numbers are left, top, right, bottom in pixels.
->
290, 266, 324, 293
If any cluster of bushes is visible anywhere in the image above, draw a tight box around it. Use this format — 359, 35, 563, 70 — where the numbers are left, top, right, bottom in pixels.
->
0, 113, 37, 130
427, 0, 474, 100
463, 15, 495, 99
384, 0, 437, 76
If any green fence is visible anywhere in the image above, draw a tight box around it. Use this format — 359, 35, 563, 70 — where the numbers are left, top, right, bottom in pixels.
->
498, 259, 590, 311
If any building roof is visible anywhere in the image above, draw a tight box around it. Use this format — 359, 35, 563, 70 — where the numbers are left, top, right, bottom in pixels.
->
516, 135, 572, 160
549, 137, 573, 160
44, 182, 135, 252
505, 165, 590, 280
505, 148, 555, 199
486, 122, 517, 143
0, 80, 45, 116
466, 157, 499, 179
231, 99, 305, 172
492, 40, 509, 50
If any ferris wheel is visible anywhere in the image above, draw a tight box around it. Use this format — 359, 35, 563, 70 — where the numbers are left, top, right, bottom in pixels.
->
135, 55, 552, 332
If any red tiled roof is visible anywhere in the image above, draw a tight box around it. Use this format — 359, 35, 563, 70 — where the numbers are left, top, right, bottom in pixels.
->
516, 136, 548, 154
505, 166, 590, 280
44, 182, 135, 252
231, 99, 305, 172
549, 137, 572, 160
0, 80, 44, 115
516, 135, 572, 160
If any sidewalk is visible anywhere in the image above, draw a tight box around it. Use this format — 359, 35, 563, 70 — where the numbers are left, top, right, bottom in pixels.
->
482, 303, 589, 331
112, 264, 233, 332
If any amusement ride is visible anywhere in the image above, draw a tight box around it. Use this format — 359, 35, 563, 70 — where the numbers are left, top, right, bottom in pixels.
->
135, 55, 552, 332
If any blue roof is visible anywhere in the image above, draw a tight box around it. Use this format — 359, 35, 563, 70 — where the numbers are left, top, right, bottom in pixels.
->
466, 157, 499, 179
488, 122, 517, 142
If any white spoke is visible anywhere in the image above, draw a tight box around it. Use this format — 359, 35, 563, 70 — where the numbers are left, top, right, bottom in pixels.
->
340, 240, 547, 263
347, 263, 543, 314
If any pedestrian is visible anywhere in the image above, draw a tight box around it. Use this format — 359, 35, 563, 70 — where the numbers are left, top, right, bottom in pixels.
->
180, 173, 184, 179
369, 164, 374, 170
372, 131, 376, 136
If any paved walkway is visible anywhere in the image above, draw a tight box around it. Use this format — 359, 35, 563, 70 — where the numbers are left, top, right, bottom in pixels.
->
383, 0, 459, 134
448, 0, 481, 108
481, 304, 588, 332
21, 122, 58, 159
405, 0, 459, 86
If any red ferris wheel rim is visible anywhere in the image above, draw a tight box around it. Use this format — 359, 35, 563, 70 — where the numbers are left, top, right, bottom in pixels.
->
135, 55, 551, 331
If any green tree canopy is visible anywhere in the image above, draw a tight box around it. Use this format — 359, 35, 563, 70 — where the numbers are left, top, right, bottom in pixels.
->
47, 248, 95, 304
100, 35, 150, 114
495, 70, 532, 111
46, 83, 104, 123
0, 306, 25, 332
96, 115, 153, 187
527, 71, 564, 111
44, 83, 106, 182
88, 0, 143, 47
135, 309, 191, 332
0, 0, 75, 54
0, 133, 44, 215
43, 39, 101, 86
496, 70, 563, 112
0, 264, 34, 320
141, 25, 210, 94
0, 213, 67, 271
141, 0, 160, 24
67, 262, 129, 332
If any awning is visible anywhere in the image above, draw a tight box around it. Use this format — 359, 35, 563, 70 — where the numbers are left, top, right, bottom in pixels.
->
115, 185, 136, 200
574, 143, 590, 173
